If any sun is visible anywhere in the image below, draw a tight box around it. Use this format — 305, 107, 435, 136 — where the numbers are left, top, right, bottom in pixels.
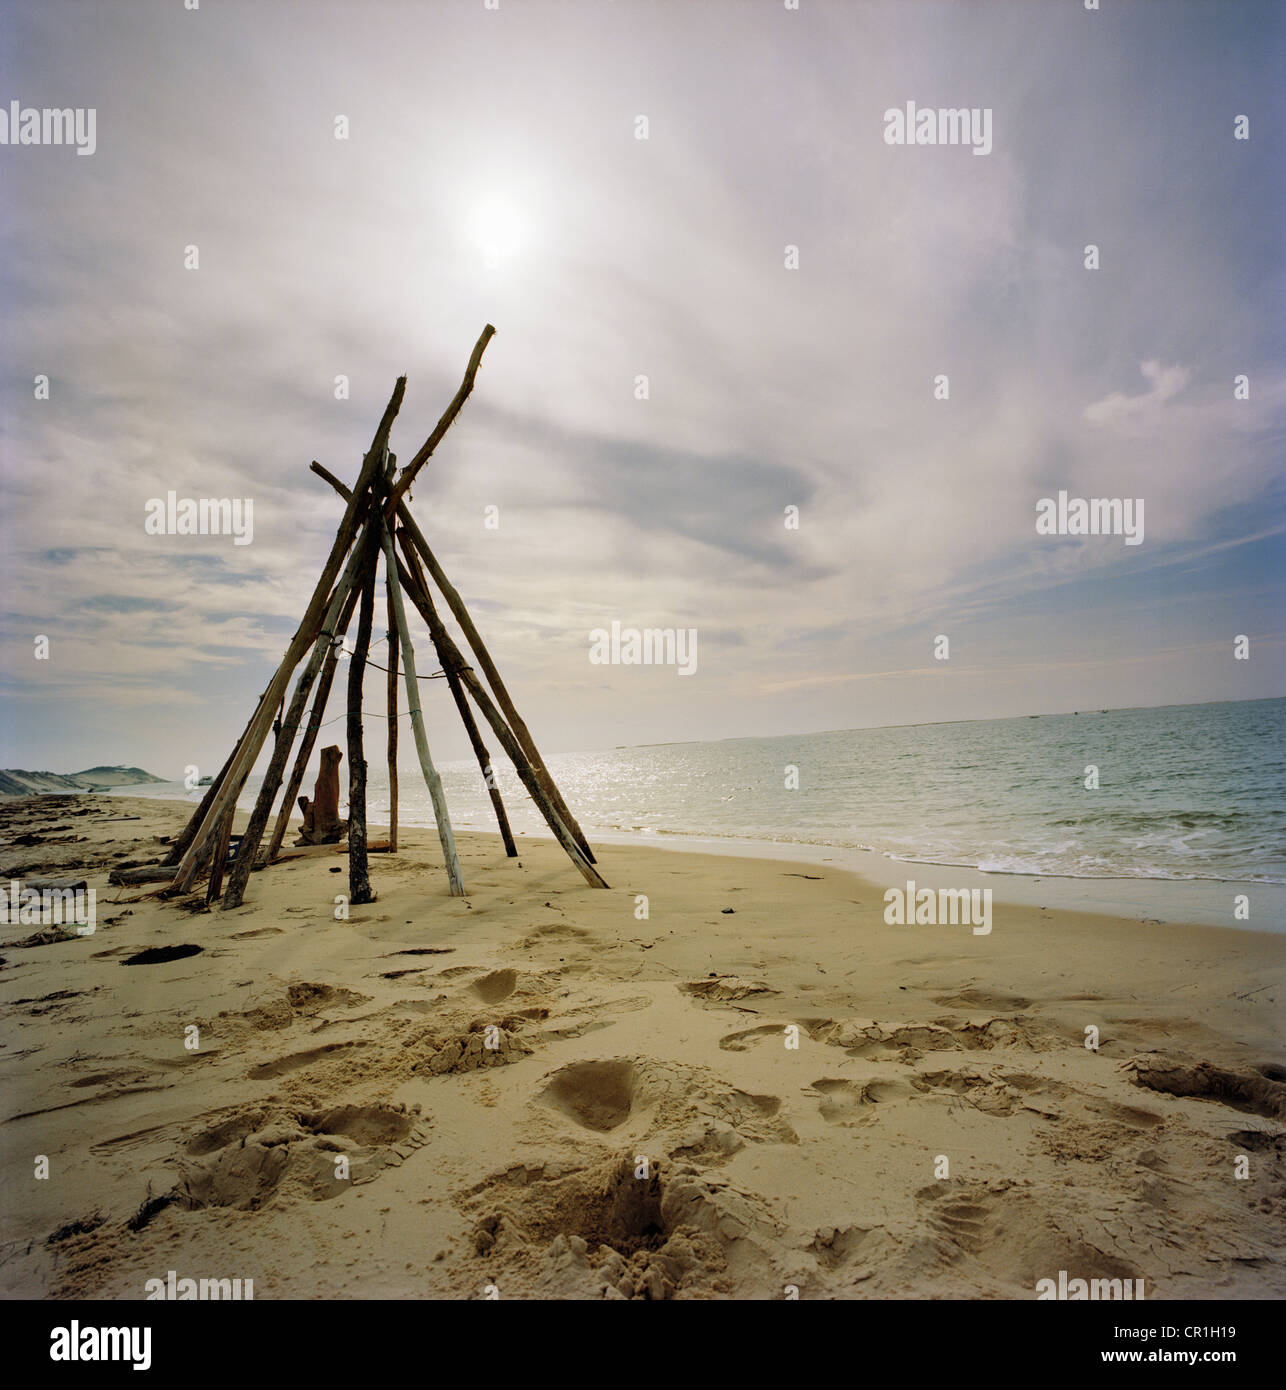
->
471, 198, 526, 266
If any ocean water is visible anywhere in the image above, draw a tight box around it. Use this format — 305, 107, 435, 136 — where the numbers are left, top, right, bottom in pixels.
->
122, 697, 1285, 885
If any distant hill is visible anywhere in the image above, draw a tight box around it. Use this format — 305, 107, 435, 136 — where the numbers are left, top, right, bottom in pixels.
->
66, 766, 165, 789
0, 766, 165, 796
0, 770, 83, 796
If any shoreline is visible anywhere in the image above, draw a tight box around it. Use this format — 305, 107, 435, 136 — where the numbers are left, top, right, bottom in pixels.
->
88, 791, 1285, 935
585, 827, 1285, 934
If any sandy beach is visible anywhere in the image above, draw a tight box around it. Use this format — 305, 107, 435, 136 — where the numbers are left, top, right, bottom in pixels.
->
1, 793, 1282, 1301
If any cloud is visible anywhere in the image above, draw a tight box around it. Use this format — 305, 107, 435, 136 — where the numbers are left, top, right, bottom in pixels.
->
1083, 360, 1193, 427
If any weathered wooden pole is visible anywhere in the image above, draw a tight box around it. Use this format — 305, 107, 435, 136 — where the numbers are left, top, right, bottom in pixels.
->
385, 569, 400, 855
384, 325, 495, 516
397, 508, 595, 862
173, 502, 386, 897
205, 805, 237, 903
449, 657, 518, 855
377, 519, 466, 896
162, 739, 241, 866
171, 377, 407, 889
201, 510, 376, 900
220, 588, 359, 908
346, 532, 380, 906
399, 530, 517, 854
264, 583, 361, 864
394, 530, 608, 889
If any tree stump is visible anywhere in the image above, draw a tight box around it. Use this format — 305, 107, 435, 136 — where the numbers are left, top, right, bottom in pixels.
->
295, 744, 347, 845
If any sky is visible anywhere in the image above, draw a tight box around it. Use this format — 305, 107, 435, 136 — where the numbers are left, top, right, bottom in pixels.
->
1, 0, 1283, 779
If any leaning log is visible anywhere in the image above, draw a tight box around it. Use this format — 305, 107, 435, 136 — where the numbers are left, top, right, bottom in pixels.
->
346, 532, 380, 906
110, 864, 186, 885
384, 325, 495, 516
401, 531, 517, 856
265, 584, 361, 863
386, 564, 400, 853
205, 806, 237, 904
400, 516, 595, 862
394, 531, 608, 889
170, 376, 407, 891
377, 517, 466, 896
220, 595, 353, 907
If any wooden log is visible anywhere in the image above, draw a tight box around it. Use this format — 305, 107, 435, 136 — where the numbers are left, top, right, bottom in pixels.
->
166, 568, 339, 868
449, 652, 517, 856
24, 875, 88, 892
376, 518, 466, 896
393, 504, 592, 861
384, 325, 495, 517
393, 530, 608, 889
172, 501, 380, 893
386, 569, 400, 854
171, 377, 407, 890
346, 533, 380, 906
399, 530, 517, 856
110, 865, 185, 885
205, 806, 236, 904
176, 563, 364, 889
265, 583, 360, 863
161, 729, 245, 865
219, 599, 353, 907
163, 816, 222, 894
313, 460, 595, 865
297, 745, 346, 844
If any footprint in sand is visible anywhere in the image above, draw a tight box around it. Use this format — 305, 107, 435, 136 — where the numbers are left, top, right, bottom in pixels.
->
718, 1023, 790, 1052
810, 1224, 889, 1273
537, 1057, 797, 1158
246, 1039, 370, 1080
176, 1102, 427, 1210
540, 1059, 638, 1132
1128, 1056, 1286, 1121
517, 923, 594, 951
928, 1192, 993, 1254
472, 968, 519, 1004
810, 1076, 908, 1122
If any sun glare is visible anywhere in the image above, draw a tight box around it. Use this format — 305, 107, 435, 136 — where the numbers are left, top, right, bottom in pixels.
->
471, 198, 526, 267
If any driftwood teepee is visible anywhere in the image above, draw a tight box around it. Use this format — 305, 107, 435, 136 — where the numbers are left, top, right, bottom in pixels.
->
146, 325, 607, 907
